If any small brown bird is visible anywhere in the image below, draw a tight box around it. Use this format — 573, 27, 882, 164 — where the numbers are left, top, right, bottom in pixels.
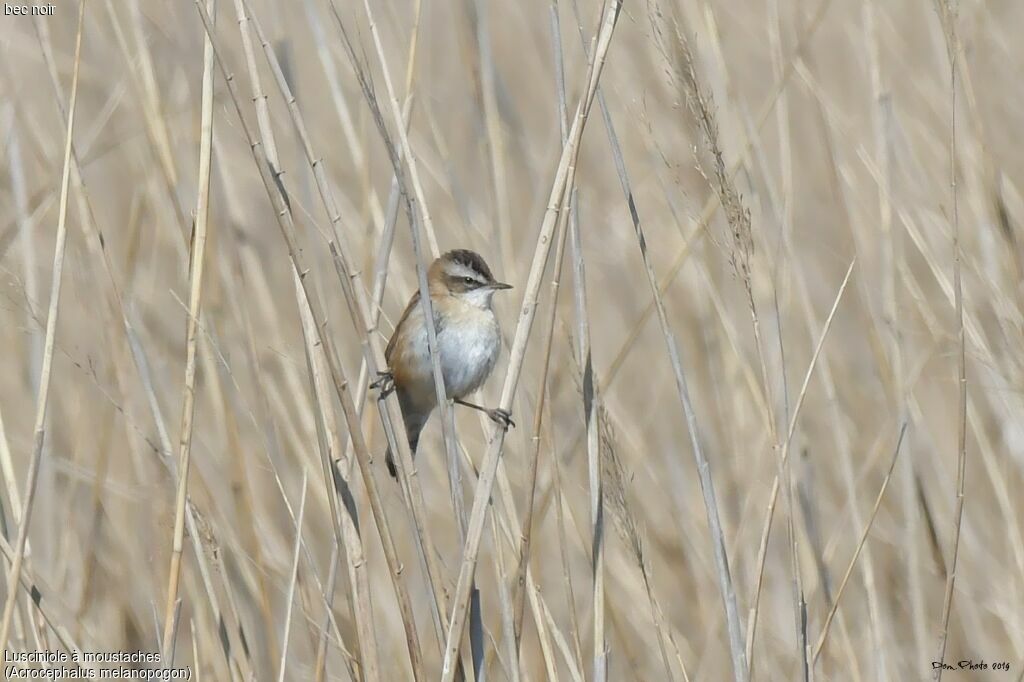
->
374, 249, 514, 477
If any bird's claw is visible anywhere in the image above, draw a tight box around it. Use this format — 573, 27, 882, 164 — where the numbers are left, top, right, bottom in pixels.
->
371, 370, 395, 399
487, 408, 515, 430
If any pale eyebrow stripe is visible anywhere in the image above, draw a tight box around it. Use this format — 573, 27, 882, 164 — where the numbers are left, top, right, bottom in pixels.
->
449, 264, 484, 281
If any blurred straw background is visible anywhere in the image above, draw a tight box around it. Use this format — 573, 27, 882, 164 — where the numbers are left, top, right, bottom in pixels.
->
0, 0, 1022, 679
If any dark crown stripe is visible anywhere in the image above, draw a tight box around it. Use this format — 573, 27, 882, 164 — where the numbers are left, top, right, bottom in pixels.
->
444, 249, 493, 281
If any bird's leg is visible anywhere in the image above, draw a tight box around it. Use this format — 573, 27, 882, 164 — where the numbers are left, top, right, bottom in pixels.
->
454, 398, 515, 429
370, 370, 396, 400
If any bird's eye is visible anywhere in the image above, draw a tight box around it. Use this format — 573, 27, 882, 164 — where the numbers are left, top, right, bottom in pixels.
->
463, 277, 475, 286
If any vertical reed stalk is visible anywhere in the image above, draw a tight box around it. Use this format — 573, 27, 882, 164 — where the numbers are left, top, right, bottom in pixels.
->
0, 0, 86, 653
159, 0, 217, 660
440, 3, 623, 679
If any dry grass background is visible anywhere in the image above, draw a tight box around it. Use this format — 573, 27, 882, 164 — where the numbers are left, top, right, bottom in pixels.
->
0, 0, 1022, 679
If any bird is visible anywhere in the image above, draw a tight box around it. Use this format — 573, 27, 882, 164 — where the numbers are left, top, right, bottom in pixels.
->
373, 249, 515, 478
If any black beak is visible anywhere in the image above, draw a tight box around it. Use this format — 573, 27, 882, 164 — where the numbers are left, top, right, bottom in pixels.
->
489, 281, 513, 290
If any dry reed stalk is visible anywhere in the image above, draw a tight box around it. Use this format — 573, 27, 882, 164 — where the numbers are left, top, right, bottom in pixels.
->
0, 529, 86, 662
0, 407, 20, 536
0, 0, 86, 653
324, 16, 476, 661
934, 2, 967, 679
650, 15, 796, 677
126, 0, 180, 192
599, 406, 677, 682
507, 0, 578, 667
356, 0, 440, 258
325, 13, 481, 655
455, 231, 585, 682
0, 110, 38, 647
206, 530, 257, 680
331, 11, 417, 498
230, 1, 378, 676
159, 0, 217, 661
472, 407, 571, 677
594, 5, 763, 678
526, 556, 562, 680
605, 84, 752, 682
784, 61, 877, 666
515, 0, 838, 599
472, 0, 515, 280
305, 6, 422, 670
569, 179, 607, 682
407, 203, 469, 547
599, 0, 835, 396
741, 257, 856, 667
804, 59, 965, 677
32, 16, 175, 625
813, 423, 907, 664
246, 2, 460, 667
322, 11, 468, 657
859, 7, 898, 675
176, 501, 235, 679
541, 591, 583, 682
792, 4, 995, 667
479, 471, 577, 681
557, 21, 614, 682
440, 2, 624, 679
462, 410, 578, 679
762, 8, 814, 674
207, 111, 281, 678
553, 8, 609, 673
300, 0, 388, 229
151, 308, 246, 677
297, 257, 378, 680
308, 0, 418, 440
102, 0, 187, 241
116, 301, 231, 677
778, 213, 868, 675
2, 106, 39, 385
277, 474, 308, 682
550, 415, 585, 673
657, 10, 840, 675
511, 182, 571, 659
489, 505, 520, 682
121, 313, 232, 677
193, 3, 432, 677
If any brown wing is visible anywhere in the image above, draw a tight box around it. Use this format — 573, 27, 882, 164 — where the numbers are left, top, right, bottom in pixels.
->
385, 290, 421, 363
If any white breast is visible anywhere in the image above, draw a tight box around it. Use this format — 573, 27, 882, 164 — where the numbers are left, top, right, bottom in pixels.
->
399, 300, 501, 402
438, 308, 500, 398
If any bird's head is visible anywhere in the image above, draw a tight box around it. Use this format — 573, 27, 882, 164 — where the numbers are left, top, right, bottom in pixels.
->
429, 249, 512, 309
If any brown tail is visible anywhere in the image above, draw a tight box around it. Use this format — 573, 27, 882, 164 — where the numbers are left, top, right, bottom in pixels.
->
385, 393, 431, 478
385, 421, 425, 479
